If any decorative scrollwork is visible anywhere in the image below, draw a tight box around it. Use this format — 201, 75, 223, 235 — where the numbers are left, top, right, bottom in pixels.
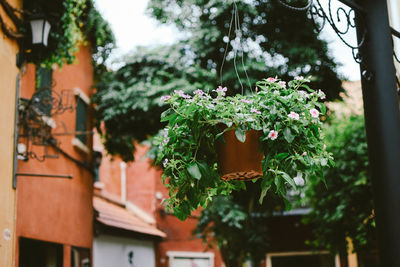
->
17, 89, 74, 161
276, 0, 367, 66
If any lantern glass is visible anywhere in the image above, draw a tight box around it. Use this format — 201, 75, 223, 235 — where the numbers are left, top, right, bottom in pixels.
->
30, 18, 51, 46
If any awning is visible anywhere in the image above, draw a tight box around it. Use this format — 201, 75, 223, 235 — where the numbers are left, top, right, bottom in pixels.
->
93, 196, 166, 238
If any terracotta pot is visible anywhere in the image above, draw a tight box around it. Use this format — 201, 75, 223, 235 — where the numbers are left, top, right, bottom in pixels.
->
216, 129, 263, 181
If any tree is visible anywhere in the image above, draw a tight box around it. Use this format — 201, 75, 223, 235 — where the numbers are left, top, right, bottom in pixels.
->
92, 1, 344, 264
93, 45, 214, 161
147, 0, 343, 99
142, 1, 343, 266
93, 0, 343, 161
195, 182, 285, 267
304, 115, 377, 257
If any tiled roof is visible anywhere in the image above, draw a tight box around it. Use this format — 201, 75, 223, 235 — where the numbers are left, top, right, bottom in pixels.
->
93, 196, 166, 238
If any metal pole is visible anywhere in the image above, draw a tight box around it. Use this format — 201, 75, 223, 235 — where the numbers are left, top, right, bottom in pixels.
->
355, 1, 400, 266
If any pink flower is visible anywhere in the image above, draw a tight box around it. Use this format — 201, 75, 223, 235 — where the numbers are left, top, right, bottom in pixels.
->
240, 99, 252, 104
278, 81, 286, 88
268, 130, 278, 140
194, 89, 204, 96
216, 86, 227, 92
295, 76, 304, 80
293, 172, 305, 186
266, 77, 277, 83
298, 90, 310, 99
250, 108, 261, 114
310, 108, 319, 118
163, 158, 168, 168
288, 111, 300, 120
215, 86, 228, 96
317, 89, 326, 99
161, 95, 171, 101
174, 90, 191, 99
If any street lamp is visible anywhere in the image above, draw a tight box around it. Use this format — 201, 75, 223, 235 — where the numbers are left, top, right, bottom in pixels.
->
29, 14, 51, 47
16, 13, 52, 68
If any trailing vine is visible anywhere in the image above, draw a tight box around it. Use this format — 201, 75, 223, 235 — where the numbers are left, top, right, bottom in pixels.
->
23, 0, 115, 72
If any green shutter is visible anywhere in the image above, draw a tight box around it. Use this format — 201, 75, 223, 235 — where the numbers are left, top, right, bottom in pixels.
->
75, 97, 88, 144
36, 67, 53, 89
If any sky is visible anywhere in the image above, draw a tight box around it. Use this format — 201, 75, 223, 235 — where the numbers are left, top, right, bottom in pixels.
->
95, 0, 361, 81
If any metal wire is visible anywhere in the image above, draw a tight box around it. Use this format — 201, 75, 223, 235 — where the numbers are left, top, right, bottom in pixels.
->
232, 0, 244, 94
219, 8, 234, 87
219, 0, 252, 94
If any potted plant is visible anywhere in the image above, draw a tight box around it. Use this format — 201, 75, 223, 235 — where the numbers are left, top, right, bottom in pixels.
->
155, 76, 333, 220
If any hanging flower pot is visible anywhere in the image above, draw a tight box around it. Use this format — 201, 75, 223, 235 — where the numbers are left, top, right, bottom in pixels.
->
156, 76, 333, 220
216, 129, 263, 181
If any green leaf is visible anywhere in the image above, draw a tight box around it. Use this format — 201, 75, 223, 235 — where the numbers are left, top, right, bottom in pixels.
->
275, 152, 289, 161
187, 162, 202, 180
283, 127, 295, 143
320, 103, 326, 115
259, 179, 271, 204
160, 112, 178, 122
174, 205, 188, 221
279, 171, 297, 190
235, 128, 246, 143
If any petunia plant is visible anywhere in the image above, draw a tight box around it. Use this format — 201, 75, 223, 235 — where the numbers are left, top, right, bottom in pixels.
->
155, 76, 333, 220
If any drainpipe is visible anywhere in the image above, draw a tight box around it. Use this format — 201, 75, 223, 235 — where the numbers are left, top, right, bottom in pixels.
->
120, 162, 127, 203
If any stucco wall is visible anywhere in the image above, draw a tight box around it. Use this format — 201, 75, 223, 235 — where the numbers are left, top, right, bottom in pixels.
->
0, 0, 22, 266
93, 235, 156, 267
15, 45, 94, 265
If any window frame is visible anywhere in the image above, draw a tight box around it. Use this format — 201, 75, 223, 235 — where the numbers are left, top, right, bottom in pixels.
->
72, 87, 90, 154
167, 251, 215, 267
266, 251, 341, 267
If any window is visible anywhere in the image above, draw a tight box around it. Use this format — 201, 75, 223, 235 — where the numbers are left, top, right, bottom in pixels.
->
19, 237, 63, 267
71, 246, 91, 267
73, 88, 90, 150
266, 251, 340, 267
75, 97, 88, 144
357, 251, 381, 267
36, 66, 53, 89
35, 67, 53, 116
167, 251, 214, 267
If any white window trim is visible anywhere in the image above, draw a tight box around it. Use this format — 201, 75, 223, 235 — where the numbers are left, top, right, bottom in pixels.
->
167, 251, 214, 267
266, 251, 340, 267
72, 137, 90, 154
74, 87, 90, 105
120, 162, 127, 203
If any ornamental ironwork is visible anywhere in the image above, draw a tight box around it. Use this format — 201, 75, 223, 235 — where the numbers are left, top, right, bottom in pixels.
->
276, 0, 399, 84
17, 88, 74, 161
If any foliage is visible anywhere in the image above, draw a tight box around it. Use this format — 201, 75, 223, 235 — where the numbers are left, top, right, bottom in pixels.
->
304, 115, 376, 254
155, 76, 333, 220
94, 0, 343, 161
148, 0, 343, 100
82, 0, 115, 76
92, 46, 215, 161
195, 182, 285, 267
23, 0, 115, 70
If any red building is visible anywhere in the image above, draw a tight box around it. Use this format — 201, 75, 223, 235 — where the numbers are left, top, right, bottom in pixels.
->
15, 46, 95, 267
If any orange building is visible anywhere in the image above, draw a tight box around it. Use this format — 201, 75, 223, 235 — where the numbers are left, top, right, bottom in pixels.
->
0, 0, 22, 265
15, 45, 95, 267
95, 141, 224, 267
